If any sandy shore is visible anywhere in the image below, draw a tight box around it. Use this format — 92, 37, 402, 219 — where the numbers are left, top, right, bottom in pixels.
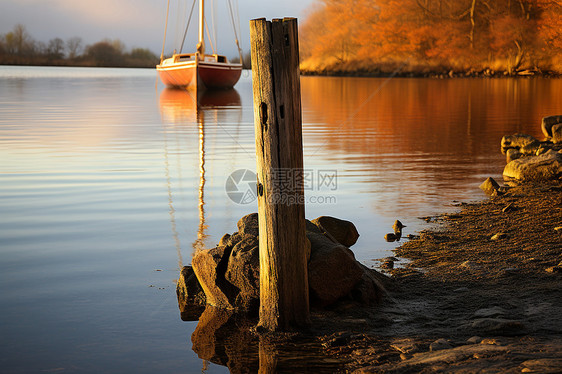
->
307, 181, 562, 373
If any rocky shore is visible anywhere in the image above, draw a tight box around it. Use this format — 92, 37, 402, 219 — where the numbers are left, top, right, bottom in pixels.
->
176, 116, 562, 373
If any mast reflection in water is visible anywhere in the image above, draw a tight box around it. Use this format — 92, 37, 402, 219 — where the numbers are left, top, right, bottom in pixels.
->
159, 87, 242, 262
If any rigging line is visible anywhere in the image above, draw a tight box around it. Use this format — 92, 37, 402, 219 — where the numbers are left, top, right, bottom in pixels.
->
160, 0, 171, 64
211, 0, 218, 51
227, 0, 243, 58
173, 0, 184, 50
235, 0, 242, 48
180, 0, 197, 53
204, 16, 216, 54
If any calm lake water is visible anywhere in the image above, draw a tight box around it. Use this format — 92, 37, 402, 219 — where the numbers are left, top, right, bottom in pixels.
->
1, 65, 560, 373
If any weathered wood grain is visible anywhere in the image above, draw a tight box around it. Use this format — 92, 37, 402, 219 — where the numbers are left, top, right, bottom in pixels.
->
249, 17, 310, 331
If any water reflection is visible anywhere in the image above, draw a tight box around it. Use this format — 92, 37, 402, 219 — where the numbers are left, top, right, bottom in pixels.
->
159, 88, 242, 262
300, 77, 558, 218
189, 305, 349, 373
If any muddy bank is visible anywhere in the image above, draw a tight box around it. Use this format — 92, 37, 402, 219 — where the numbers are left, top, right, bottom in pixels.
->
311, 181, 562, 372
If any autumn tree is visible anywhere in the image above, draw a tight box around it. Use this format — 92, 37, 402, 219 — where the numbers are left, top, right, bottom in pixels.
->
300, 0, 562, 74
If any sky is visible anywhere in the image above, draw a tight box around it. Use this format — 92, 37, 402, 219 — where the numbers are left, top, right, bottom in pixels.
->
0, 0, 318, 58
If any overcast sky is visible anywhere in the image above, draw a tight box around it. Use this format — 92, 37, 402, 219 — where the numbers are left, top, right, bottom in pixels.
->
0, 0, 318, 58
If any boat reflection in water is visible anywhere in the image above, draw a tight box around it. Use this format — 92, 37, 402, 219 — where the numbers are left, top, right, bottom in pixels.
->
159, 87, 242, 261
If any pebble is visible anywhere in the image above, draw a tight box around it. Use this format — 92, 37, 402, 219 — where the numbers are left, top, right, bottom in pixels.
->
384, 233, 398, 242
502, 203, 516, 212
472, 306, 507, 318
453, 287, 469, 292
460, 261, 480, 270
545, 266, 562, 273
467, 336, 482, 344
390, 339, 420, 354
380, 261, 394, 269
470, 318, 526, 336
480, 338, 502, 345
429, 338, 452, 351
399, 353, 411, 361
382, 257, 399, 262
490, 232, 508, 240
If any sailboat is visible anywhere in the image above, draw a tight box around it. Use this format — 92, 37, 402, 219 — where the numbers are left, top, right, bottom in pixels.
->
157, 0, 243, 91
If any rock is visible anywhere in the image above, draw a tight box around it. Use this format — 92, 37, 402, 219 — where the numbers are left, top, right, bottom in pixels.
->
552, 123, 562, 143
392, 220, 406, 234
503, 149, 562, 181
176, 265, 206, 321
307, 231, 364, 307
189, 214, 382, 312
430, 338, 452, 351
490, 232, 507, 240
311, 216, 360, 247
466, 336, 482, 344
545, 266, 562, 273
384, 233, 398, 242
218, 233, 231, 247
225, 235, 260, 311
350, 267, 385, 305
365, 344, 508, 371
305, 219, 323, 233
236, 213, 259, 237
521, 358, 562, 374
453, 287, 469, 292
472, 306, 507, 318
536, 144, 552, 155
521, 141, 541, 155
380, 260, 394, 269
479, 177, 501, 196
506, 148, 522, 163
502, 202, 516, 213
480, 338, 502, 345
470, 318, 526, 336
390, 338, 421, 354
502, 267, 519, 274
192, 246, 237, 309
501, 133, 540, 153
223, 232, 254, 249
541, 115, 562, 138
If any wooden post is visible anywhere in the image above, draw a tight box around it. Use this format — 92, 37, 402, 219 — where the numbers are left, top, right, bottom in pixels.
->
249, 17, 310, 331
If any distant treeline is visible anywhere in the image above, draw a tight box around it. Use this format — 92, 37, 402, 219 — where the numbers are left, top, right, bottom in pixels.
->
300, 0, 562, 76
0, 24, 159, 68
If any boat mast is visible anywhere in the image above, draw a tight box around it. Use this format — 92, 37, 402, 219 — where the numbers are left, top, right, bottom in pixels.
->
197, 0, 205, 56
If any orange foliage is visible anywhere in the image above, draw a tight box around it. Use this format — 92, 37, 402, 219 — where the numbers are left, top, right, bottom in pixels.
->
300, 0, 562, 74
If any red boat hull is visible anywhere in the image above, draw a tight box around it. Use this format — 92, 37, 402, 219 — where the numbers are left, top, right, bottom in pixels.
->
198, 61, 242, 89
157, 58, 242, 90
